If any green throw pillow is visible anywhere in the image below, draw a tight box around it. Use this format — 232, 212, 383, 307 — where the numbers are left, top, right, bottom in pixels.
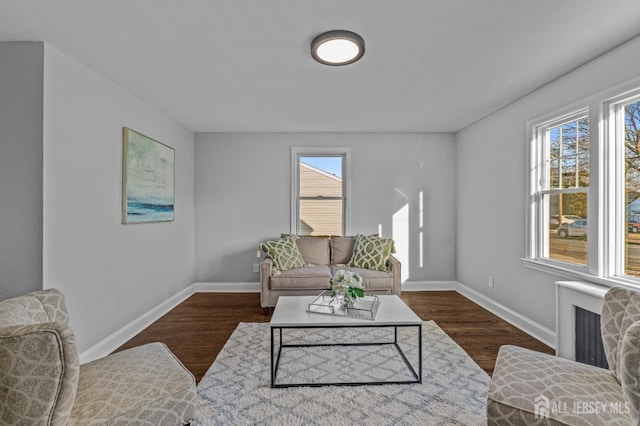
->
260, 236, 305, 272
349, 234, 394, 271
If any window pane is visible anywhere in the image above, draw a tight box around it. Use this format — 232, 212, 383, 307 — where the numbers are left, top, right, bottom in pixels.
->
577, 117, 590, 187
297, 155, 344, 236
624, 101, 640, 276
549, 159, 559, 188
562, 122, 577, 157
548, 117, 589, 189
299, 157, 342, 197
299, 199, 343, 236
546, 192, 588, 265
562, 158, 576, 187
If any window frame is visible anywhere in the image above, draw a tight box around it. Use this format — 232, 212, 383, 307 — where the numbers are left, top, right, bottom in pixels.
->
606, 91, 640, 280
526, 106, 595, 275
524, 76, 640, 291
290, 147, 351, 236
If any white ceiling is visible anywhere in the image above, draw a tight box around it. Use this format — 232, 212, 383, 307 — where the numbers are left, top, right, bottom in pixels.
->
1, 0, 640, 133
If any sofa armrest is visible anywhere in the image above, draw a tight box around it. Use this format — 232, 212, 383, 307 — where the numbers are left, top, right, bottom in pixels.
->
260, 257, 274, 308
387, 255, 402, 295
0, 322, 79, 425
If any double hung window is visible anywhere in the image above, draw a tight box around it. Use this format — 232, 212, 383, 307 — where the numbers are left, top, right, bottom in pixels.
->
291, 148, 350, 236
526, 81, 640, 288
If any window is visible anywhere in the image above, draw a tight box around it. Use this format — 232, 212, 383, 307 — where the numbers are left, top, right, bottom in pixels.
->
615, 96, 640, 277
291, 148, 350, 236
526, 80, 640, 289
538, 113, 590, 266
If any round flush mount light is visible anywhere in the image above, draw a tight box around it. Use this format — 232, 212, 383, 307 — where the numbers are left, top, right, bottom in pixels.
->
311, 30, 365, 66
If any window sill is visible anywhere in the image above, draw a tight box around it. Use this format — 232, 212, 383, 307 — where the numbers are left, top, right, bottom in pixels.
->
521, 258, 640, 291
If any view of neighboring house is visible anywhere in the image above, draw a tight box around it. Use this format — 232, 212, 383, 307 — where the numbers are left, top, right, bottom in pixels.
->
299, 162, 342, 236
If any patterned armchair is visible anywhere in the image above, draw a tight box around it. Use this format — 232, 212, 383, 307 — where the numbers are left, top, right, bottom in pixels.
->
0, 288, 196, 425
487, 286, 640, 425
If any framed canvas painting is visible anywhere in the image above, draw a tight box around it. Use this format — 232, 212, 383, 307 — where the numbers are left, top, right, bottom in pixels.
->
122, 128, 175, 224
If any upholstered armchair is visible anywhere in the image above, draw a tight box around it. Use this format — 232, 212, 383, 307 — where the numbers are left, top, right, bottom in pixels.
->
487, 286, 640, 425
0, 288, 196, 425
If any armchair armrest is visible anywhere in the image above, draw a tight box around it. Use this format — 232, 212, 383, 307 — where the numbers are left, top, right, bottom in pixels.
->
260, 257, 274, 308
387, 255, 401, 295
0, 322, 79, 425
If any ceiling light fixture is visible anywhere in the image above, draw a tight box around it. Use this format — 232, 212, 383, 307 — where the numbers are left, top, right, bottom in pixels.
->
311, 30, 365, 66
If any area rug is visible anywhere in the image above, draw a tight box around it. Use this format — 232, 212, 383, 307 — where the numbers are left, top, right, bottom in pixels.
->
195, 321, 490, 425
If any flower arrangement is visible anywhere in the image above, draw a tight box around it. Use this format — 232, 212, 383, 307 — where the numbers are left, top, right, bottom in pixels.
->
330, 270, 364, 308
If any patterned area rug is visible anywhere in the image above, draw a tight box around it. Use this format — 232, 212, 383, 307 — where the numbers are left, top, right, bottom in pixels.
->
196, 321, 490, 425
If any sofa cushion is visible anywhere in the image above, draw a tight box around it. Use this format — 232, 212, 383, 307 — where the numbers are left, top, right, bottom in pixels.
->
260, 236, 305, 272
270, 265, 332, 290
282, 234, 330, 265
330, 236, 355, 265
349, 234, 394, 271
331, 266, 393, 291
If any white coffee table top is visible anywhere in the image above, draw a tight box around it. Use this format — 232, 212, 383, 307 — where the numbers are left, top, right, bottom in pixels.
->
270, 295, 422, 327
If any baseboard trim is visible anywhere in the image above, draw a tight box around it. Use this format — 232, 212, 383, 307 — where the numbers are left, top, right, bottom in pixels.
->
455, 282, 556, 349
193, 282, 260, 292
402, 281, 458, 291
79, 284, 196, 364
79, 279, 556, 364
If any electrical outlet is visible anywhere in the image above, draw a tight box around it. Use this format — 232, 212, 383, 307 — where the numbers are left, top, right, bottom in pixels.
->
488, 276, 495, 288
253, 263, 259, 273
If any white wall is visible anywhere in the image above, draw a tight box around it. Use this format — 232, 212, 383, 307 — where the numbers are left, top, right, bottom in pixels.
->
0, 42, 43, 300
195, 133, 456, 283
43, 45, 196, 352
456, 35, 640, 331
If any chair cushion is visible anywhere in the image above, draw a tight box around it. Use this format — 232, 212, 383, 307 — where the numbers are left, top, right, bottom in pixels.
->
70, 342, 196, 425
0, 288, 69, 327
621, 321, 640, 422
0, 289, 79, 426
0, 324, 79, 426
270, 265, 332, 290
601, 286, 640, 384
487, 345, 631, 425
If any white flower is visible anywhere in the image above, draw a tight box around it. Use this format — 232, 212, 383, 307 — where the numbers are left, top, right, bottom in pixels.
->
330, 270, 364, 300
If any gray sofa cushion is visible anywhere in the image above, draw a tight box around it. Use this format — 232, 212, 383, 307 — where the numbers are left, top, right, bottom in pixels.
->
294, 235, 331, 265
270, 265, 332, 290
330, 236, 355, 264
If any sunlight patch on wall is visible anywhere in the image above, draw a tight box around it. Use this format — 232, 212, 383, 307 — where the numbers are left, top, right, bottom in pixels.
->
419, 191, 424, 268
392, 203, 409, 282
419, 231, 424, 268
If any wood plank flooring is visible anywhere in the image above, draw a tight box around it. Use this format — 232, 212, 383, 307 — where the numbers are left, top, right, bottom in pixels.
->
116, 291, 554, 384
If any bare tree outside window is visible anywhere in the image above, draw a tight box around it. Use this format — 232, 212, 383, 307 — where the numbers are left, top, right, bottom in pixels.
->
546, 117, 589, 265
624, 101, 640, 276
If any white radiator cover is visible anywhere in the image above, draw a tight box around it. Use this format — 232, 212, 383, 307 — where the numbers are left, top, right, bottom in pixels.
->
555, 281, 607, 360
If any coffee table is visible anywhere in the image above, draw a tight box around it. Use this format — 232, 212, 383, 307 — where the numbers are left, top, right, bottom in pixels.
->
270, 294, 422, 388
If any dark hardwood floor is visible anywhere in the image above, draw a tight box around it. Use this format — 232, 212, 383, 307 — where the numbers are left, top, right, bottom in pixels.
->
116, 291, 554, 383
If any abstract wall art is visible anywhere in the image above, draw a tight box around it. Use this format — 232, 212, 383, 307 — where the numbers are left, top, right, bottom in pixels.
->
122, 127, 175, 224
